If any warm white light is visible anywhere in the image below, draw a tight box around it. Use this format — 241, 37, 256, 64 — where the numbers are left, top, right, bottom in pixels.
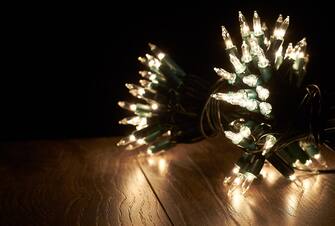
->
256, 85, 270, 100
130, 104, 137, 111
157, 52, 165, 60
221, 26, 235, 49
229, 54, 246, 74
232, 165, 240, 174
289, 174, 296, 181
242, 74, 258, 87
259, 102, 272, 116
314, 153, 321, 160
137, 138, 146, 145
225, 131, 244, 144
253, 11, 262, 36
241, 41, 252, 63
214, 67, 236, 83
151, 103, 159, 110
240, 126, 251, 138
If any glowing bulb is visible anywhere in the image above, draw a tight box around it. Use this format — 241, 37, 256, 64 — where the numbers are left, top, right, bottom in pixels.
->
238, 11, 250, 37
119, 116, 147, 126
213, 67, 236, 83
130, 104, 136, 111
242, 74, 258, 87
244, 99, 258, 111
229, 54, 246, 74
147, 148, 153, 155
117, 134, 137, 146
259, 102, 272, 116
221, 26, 234, 49
256, 85, 270, 100
241, 41, 252, 63
314, 153, 321, 160
305, 159, 312, 166
275, 44, 283, 69
232, 165, 240, 174
253, 11, 262, 36
289, 174, 296, 181
264, 135, 277, 150
240, 126, 251, 138
151, 103, 159, 110
145, 54, 161, 69
257, 48, 269, 68
225, 131, 244, 144
157, 52, 165, 60
137, 138, 146, 145
285, 43, 294, 59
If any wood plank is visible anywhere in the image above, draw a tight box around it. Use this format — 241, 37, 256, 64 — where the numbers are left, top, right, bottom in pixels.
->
0, 137, 171, 226
138, 136, 335, 226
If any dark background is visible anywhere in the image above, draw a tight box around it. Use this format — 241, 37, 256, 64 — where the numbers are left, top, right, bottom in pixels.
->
1, 2, 332, 140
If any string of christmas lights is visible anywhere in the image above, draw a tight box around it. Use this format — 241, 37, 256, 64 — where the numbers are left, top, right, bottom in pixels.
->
202, 11, 333, 195
117, 43, 210, 155
117, 11, 335, 196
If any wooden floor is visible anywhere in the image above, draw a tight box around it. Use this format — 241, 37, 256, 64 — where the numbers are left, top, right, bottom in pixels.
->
1, 136, 335, 226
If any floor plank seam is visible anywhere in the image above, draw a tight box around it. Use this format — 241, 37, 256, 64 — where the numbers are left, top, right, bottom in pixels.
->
136, 157, 174, 226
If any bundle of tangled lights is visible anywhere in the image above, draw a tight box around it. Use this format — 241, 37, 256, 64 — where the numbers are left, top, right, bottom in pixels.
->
117, 11, 335, 195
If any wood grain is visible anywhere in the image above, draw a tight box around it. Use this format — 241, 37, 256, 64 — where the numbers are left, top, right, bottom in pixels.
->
0, 138, 171, 226
1, 136, 335, 226
138, 136, 335, 226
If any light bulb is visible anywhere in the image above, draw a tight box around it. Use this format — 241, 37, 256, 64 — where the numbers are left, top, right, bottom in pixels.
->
119, 116, 147, 126
232, 165, 240, 174
213, 67, 236, 83
221, 26, 235, 49
253, 11, 263, 36
256, 85, 270, 100
238, 11, 250, 37
257, 48, 269, 68
289, 174, 296, 181
275, 44, 283, 69
240, 126, 251, 138
259, 102, 272, 116
225, 131, 244, 144
117, 134, 136, 146
229, 54, 246, 74
145, 54, 161, 69
244, 99, 258, 111
241, 41, 252, 63
151, 103, 159, 110
242, 74, 259, 87
264, 135, 277, 150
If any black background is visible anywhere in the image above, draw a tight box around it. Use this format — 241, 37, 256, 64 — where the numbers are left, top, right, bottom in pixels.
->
1, 2, 332, 140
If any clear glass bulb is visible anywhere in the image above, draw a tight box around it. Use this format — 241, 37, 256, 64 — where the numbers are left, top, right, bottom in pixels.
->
145, 54, 161, 70
240, 125, 251, 138
242, 74, 258, 87
241, 41, 252, 63
253, 11, 262, 36
285, 43, 294, 59
238, 11, 250, 37
117, 134, 136, 146
214, 67, 236, 83
224, 131, 244, 144
259, 102, 272, 116
221, 26, 234, 49
229, 54, 246, 74
256, 85, 270, 101
119, 116, 147, 126
257, 48, 269, 68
